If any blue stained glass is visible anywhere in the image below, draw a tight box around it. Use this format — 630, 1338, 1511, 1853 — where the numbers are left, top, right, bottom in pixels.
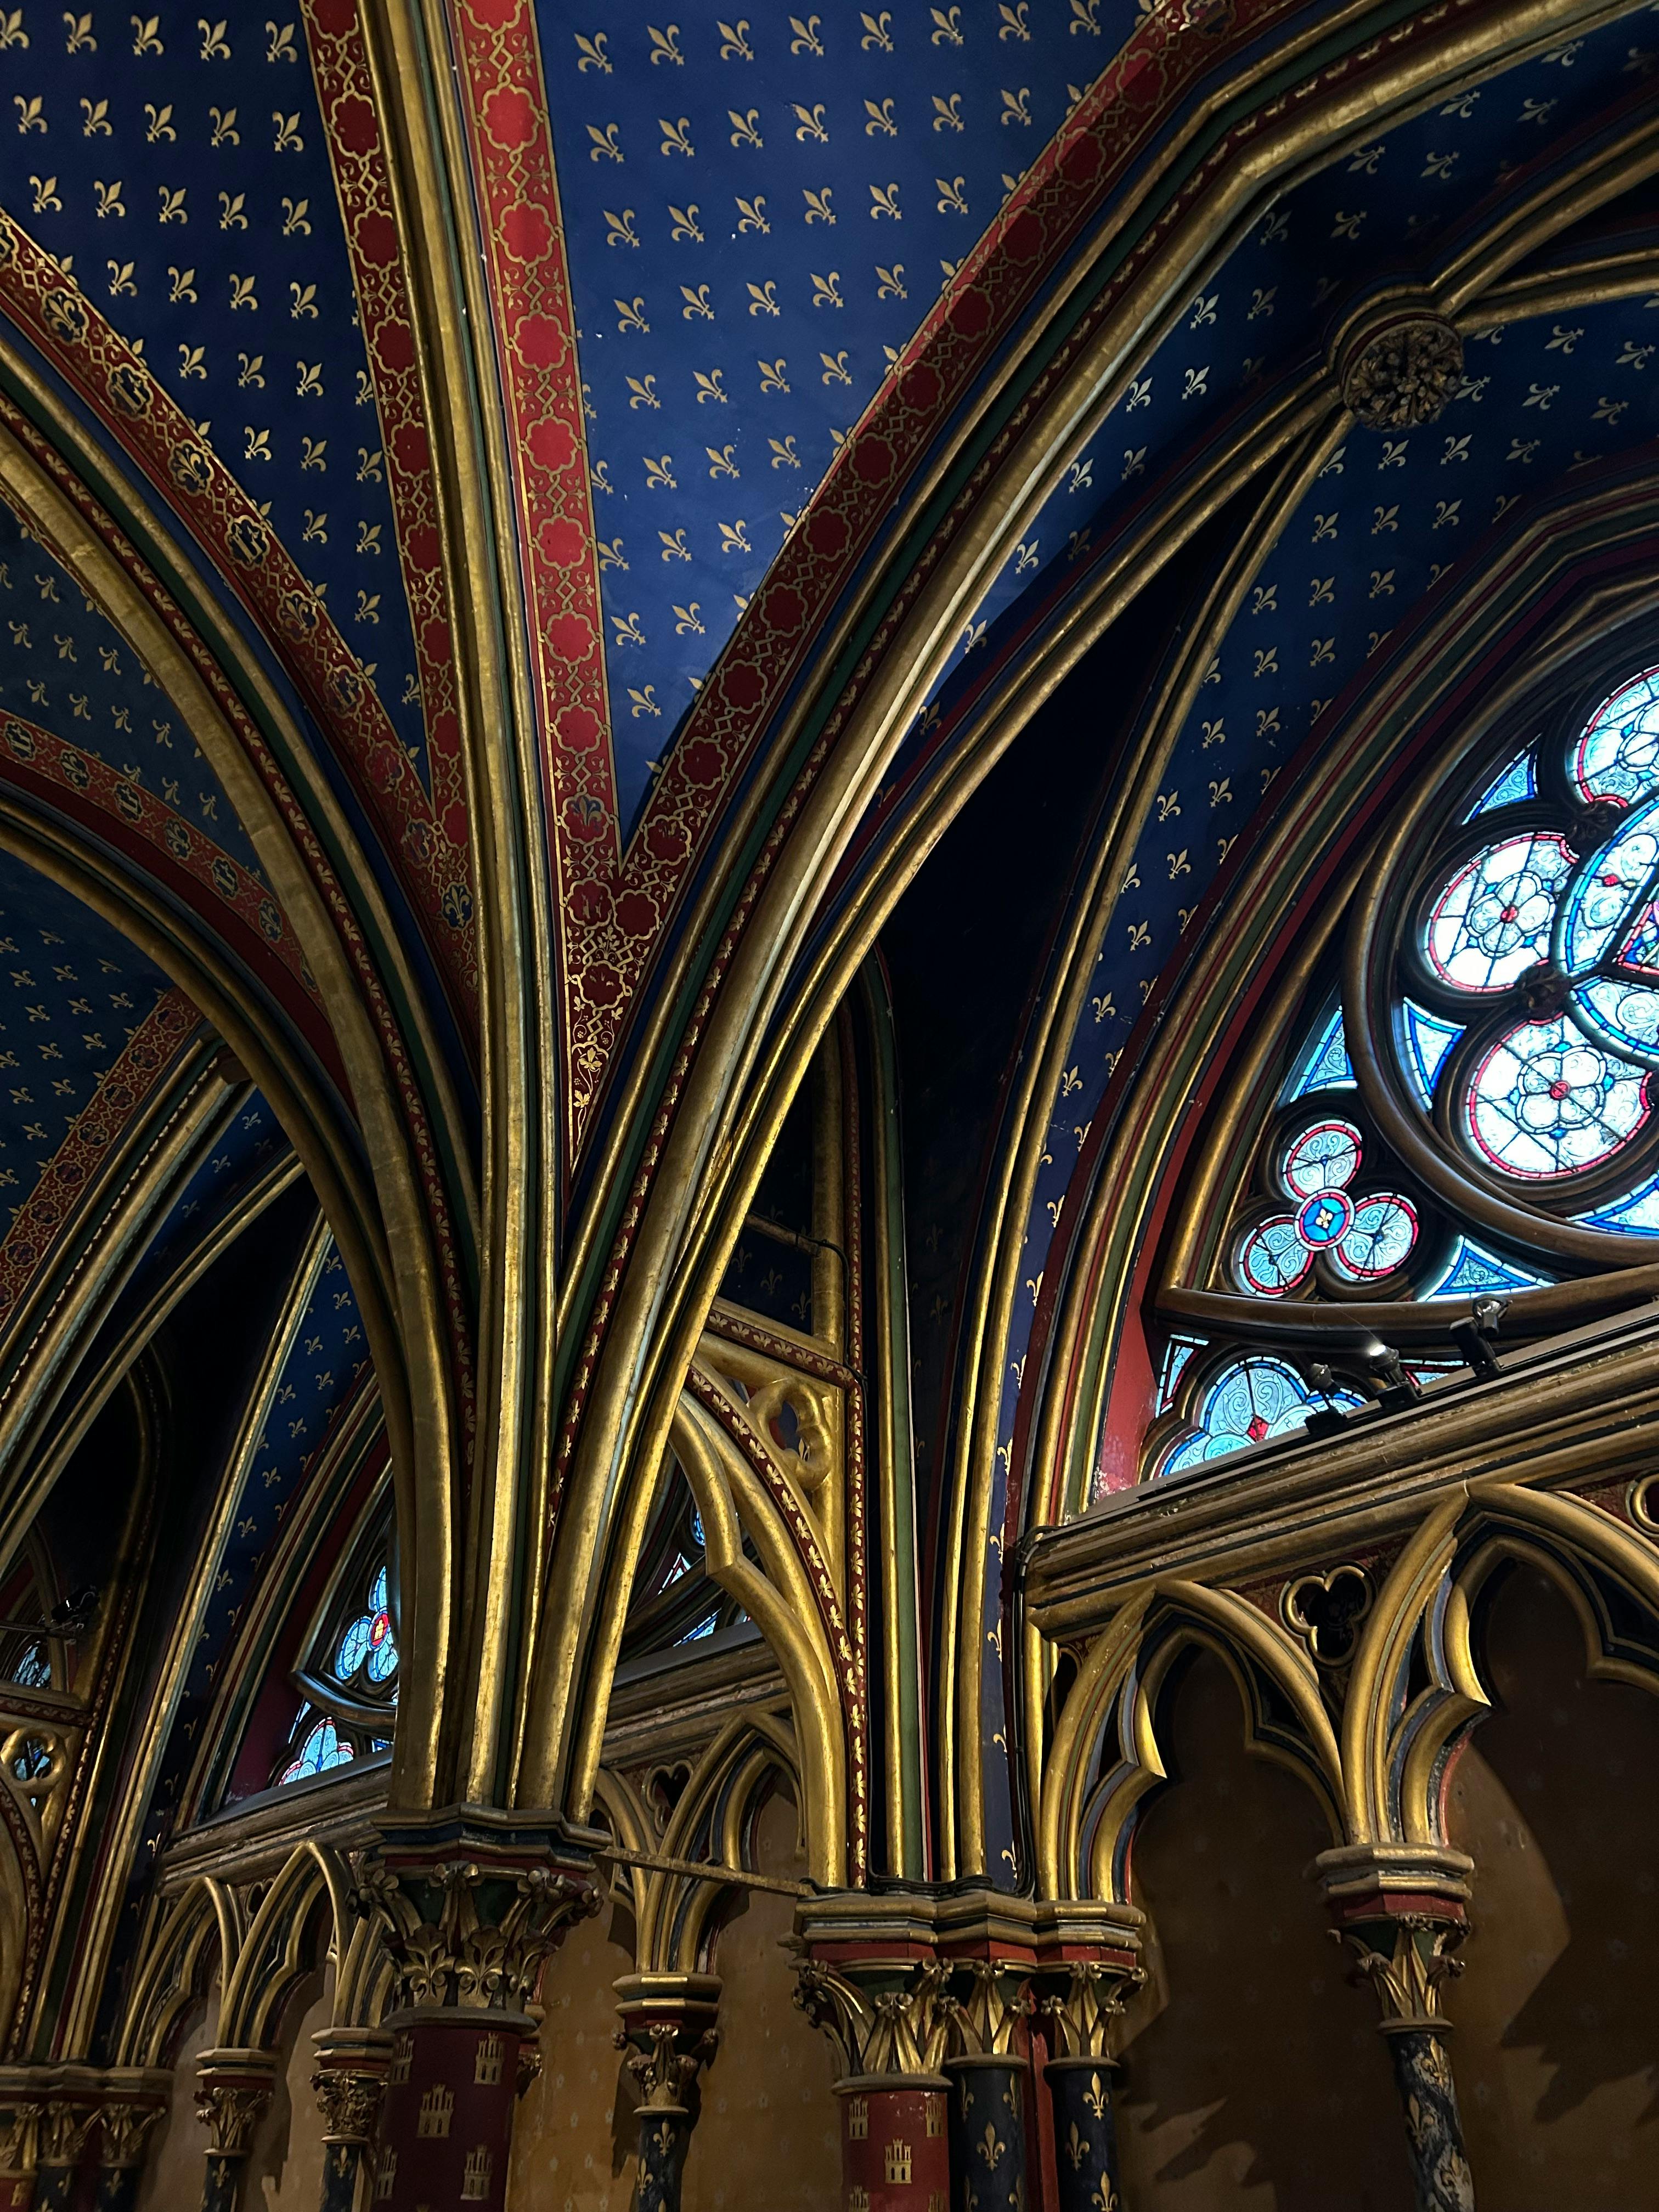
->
1579, 1171, 1659, 1233
366, 1633, 398, 1685
334, 1617, 372, 1680
1402, 1002, 1464, 1107
1466, 749, 1538, 819
8, 1640, 49, 1690
691, 1507, 705, 1550
1560, 796, 1659, 973
677, 1612, 719, 1644
1423, 1237, 1550, 1299
279, 1712, 354, 1787
1284, 1005, 1356, 1100
1156, 1334, 1206, 1412
1572, 975, 1659, 1063
1572, 666, 1659, 805
1160, 1356, 1364, 1475
369, 1567, 387, 1615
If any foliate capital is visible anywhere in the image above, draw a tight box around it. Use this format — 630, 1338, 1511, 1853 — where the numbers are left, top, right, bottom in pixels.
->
792, 1953, 955, 2084
1334, 1916, 1466, 2034
613, 1973, 721, 2111
1037, 1960, 1144, 2062
193, 2050, 279, 2159
947, 1960, 1033, 2059
353, 1849, 600, 2017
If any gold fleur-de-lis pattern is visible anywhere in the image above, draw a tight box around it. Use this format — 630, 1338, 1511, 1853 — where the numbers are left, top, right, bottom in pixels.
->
543, 1, 1092, 826
0, 7, 430, 789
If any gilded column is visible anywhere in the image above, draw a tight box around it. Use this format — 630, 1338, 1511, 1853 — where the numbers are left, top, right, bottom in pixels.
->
310, 2028, 392, 2212
793, 1928, 952, 2212
354, 1840, 597, 2212
193, 2049, 278, 2212
613, 1973, 720, 2212
1317, 1846, 1476, 2212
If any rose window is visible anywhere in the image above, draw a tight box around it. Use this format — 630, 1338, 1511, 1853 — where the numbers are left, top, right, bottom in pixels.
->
1403, 665, 1659, 1190
1237, 1116, 1418, 1295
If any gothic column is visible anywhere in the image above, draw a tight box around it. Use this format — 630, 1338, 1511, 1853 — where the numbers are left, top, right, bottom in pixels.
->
794, 1898, 952, 2212
613, 1973, 720, 2212
935, 1891, 1042, 2212
193, 2049, 279, 2212
310, 2028, 392, 2212
32, 2070, 101, 2210
354, 1835, 598, 2212
91, 2074, 170, 2212
1317, 1845, 1476, 2212
944, 1961, 1031, 2212
1034, 1906, 1146, 2212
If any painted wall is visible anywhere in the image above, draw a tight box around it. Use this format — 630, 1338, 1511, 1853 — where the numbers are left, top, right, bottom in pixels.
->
134, 1993, 219, 2212
1447, 1564, 1659, 2210
1114, 1651, 1412, 2212
507, 1786, 838, 2212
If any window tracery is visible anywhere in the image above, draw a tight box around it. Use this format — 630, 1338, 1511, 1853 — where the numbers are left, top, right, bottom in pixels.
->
274, 1529, 398, 1788
1145, 663, 1659, 1481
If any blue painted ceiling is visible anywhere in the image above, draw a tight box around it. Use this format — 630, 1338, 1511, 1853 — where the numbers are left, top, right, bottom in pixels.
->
0, 6, 429, 781
539, 0, 1104, 829
0, 846, 172, 1212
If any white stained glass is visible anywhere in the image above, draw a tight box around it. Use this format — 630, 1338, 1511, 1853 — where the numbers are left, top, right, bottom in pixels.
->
1466, 1017, 1650, 1179
1282, 1119, 1362, 1198
1328, 1193, 1419, 1280
1237, 1215, 1311, 1297
1424, 833, 1572, 992
1572, 665, 1659, 805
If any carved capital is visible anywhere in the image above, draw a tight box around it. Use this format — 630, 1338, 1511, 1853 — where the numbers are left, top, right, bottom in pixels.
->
1338, 310, 1463, 431
354, 1849, 600, 2017
614, 1973, 721, 2112
37, 2096, 100, 2168
1336, 1916, 1466, 2034
0, 2100, 40, 2178
947, 1960, 1032, 2059
1037, 1960, 1143, 2062
792, 1953, 954, 2083
311, 2068, 385, 2148
193, 2050, 278, 2159
98, 2096, 167, 2171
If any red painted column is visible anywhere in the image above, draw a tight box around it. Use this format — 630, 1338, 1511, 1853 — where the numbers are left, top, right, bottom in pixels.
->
371, 2014, 524, 2211
837, 2077, 950, 2212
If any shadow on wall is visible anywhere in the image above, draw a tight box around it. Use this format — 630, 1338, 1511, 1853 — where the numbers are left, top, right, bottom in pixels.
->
1113, 1649, 1411, 2212
510, 1785, 837, 2212
1448, 1563, 1659, 2210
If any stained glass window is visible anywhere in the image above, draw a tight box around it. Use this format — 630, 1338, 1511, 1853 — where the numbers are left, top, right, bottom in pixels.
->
1159, 1356, 1364, 1476
7, 1640, 49, 1690
1285, 1004, 1356, 1098
1235, 1115, 1418, 1297
1466, 747, 1537, 819
278, 1709, 354, 1787
270, 1520, 398, 1790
